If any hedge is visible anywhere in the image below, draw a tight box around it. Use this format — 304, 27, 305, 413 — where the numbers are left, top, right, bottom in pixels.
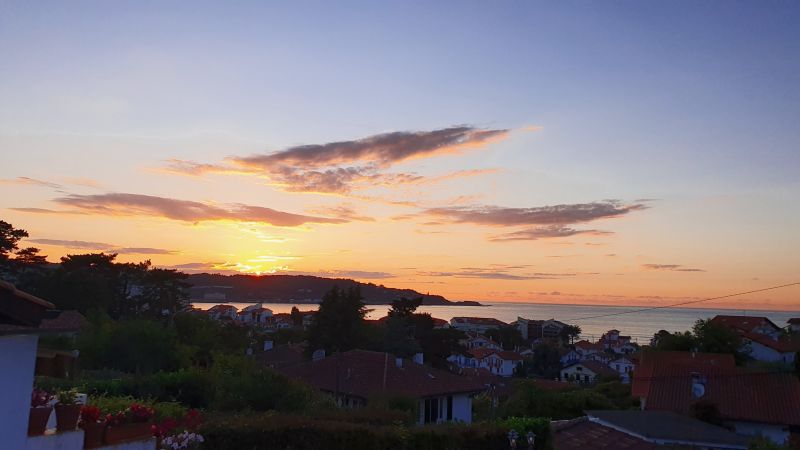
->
200, 413, 552, 450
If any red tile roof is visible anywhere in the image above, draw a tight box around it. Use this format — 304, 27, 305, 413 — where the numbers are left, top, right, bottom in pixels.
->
643, 366, 800, 426
496, 351, 523, 361
279, 349, 487, 399
552, 417, 657, 450
711, 315, 780, 333
563, 360, 617, 378
467, 347, 497, 360
574, 340, 604, 351
38, 311, 88, 332
632, 351, 735, 398
742, 331, 800, 353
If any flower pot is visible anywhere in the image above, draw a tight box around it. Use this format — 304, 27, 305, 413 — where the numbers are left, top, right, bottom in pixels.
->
28, 407, 52, 435
81, 422, 105, 449
55, 404, 82, 432
104, 422, 152, 445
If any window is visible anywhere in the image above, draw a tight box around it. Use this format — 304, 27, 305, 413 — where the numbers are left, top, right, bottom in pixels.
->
447, 396, 453, 421
584, 375, 589, 383
423, 398, 440, 424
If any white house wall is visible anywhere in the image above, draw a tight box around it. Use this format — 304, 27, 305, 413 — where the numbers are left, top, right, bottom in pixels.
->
1, 334, 38, 450
727, 421, 790, 446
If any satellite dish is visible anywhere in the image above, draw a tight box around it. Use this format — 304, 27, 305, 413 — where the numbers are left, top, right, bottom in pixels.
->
692, 382, 706, 398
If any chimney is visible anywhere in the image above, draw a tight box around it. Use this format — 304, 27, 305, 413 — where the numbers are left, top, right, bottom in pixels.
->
263, 340, 274, 351
395, 357, 403, 368
413, 353, 424, 365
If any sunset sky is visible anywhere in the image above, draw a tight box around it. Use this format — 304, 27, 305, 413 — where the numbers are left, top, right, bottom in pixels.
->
1, 2, 798, 310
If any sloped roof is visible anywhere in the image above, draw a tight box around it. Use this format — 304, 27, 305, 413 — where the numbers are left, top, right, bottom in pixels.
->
208, 304, 237, 311
467, 347, 498, 360
552, 416, 657, 450
586, 410, 748, 449
256, 345, 305, 369
710, 315, 781, 333
574, 340, 604, 351
788, 318, 800, 324
562, 360, 617, 377
742, 331, 800, 353
38, 310, 88, 332
631, 351, 735, 398
642, 366, 800, 426
279, 349, 487, 399
0, 281, 63, 334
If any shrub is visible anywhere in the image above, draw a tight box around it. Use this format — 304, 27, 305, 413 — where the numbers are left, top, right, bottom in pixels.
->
501, 417, 552, 450
200, 413, 513, 450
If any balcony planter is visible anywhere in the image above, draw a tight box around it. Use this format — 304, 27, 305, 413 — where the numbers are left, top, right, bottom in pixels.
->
104, 422, 152, 445
55, 403, 82, 432
28, 407, 52, 435
81, 422, 105, 449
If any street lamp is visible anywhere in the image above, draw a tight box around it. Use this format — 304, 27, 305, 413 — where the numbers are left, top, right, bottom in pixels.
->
526, 431, 536, 449
508, 430, 519, 449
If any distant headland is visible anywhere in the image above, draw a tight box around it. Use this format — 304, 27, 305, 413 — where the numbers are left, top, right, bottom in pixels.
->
186, 273, 482, 306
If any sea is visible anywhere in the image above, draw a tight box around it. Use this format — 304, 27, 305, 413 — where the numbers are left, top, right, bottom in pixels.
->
191, 301, 799, 344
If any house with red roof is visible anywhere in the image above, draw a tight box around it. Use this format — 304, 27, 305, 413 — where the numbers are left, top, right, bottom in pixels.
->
448, 347, 523, 377
609, 356, 636, 383
633, 350, 800, 445
459, 331, 503, 351
449, 316, 507, 333
236, 303, 273, 326
711, 315, 799, 364
561, 360, 618, 384
278, 349, 488, 424
573, 339, 604, 356
207, 304, 238, 321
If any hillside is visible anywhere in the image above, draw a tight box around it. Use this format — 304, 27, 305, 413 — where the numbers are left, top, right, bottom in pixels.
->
186, 273, 481, 306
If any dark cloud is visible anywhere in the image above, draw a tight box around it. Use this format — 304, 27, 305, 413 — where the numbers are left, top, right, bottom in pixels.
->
51, 193, 346, 226
27, 238, 177, 255
235, 127, 508, 170
162, 126, 509, 194
642, 264, 706, 272
423, 201, 647, 227
489, 225, 613, 241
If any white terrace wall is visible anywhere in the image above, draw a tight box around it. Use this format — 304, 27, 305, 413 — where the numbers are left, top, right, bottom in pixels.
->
0, 333, 39, 450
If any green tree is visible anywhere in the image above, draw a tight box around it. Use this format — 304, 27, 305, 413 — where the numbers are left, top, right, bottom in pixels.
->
138, 268, 190, 320
650, 329, 697, 351
529, 342, 562, 379
290, 306, 303, 327
306, 286, 368, 354
559, 324, 582, 345
485, 326, 526, 351
0, 220, 28, 260
693, 319, 747, 363
388, 296, 422, 317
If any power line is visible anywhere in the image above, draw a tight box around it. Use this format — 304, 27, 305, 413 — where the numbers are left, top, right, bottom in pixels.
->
571, 282, 800, 322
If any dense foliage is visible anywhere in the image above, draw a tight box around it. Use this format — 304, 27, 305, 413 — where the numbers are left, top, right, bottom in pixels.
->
199, 413, 547, 450
650, 318, 748, 364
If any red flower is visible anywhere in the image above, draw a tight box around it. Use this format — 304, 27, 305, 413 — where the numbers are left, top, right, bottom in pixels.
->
79, 405, 101, 425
